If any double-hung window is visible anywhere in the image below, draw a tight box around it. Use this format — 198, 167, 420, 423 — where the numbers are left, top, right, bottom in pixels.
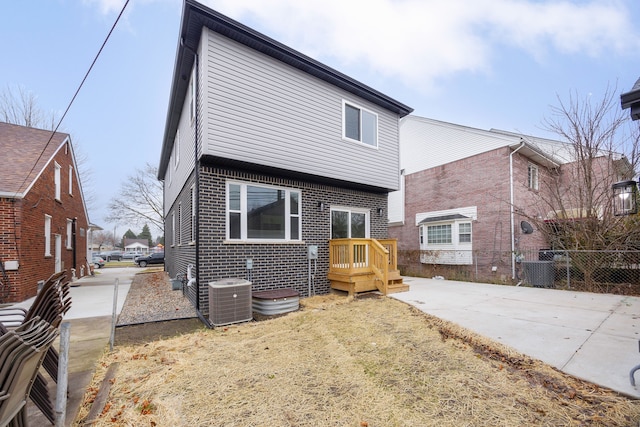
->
343, 101, 378, 147
44, 215, 52, 256
54, 162, 61, 201
227, 182, 301, 241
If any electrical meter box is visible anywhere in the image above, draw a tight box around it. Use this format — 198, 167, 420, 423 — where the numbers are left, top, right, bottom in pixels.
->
308, 245, 318, 260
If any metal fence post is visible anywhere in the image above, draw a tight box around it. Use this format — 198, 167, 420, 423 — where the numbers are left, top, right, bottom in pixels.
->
110, 277, 119, 351
54, 322, 70, 427
565, 250, 570, 289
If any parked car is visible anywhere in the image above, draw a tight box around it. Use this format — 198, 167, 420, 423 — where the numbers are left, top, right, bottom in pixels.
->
122, 252, 140, 260
92, 256, 105, 269
135, 252, 164, 267
100, 251, 123, 261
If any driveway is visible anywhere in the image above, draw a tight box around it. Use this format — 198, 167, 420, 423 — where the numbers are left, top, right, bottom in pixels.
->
391, 276, 640, 398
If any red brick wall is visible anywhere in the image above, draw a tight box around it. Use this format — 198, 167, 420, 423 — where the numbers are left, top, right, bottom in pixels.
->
389, 147, 551, 279
0, 141, 89, 303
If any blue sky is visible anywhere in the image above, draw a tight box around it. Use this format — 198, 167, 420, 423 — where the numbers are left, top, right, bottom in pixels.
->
2, 0, 640, 239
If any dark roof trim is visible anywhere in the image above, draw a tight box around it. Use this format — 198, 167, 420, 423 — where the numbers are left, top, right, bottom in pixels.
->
419, 214, 470, 224
621, 76, 640, 121
159, 0, 413, 179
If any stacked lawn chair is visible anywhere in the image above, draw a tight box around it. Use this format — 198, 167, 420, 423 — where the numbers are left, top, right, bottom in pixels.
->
0, 317, 58, 426
0, 272, 71, 425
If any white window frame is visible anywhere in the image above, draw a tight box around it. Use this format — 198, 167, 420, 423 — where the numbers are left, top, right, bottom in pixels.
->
330, 206, 371, 239
66, 219, 73, 249
44, 215, 52, 256
528, 163, 539, 190
226, 181, 302, 242
54, 162, 61, 201
171, 212, 176, 247
173, 130, 180, 169
458, 222, 472, 244
68, 165, 73, 195
342, 100, 378, 148
426, 223, 452, 245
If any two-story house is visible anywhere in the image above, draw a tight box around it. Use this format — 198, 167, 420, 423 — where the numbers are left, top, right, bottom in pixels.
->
0, 122, 90, 303
388, 116, 563, 282
158, 0, 412, 324
389, 115, 632, 283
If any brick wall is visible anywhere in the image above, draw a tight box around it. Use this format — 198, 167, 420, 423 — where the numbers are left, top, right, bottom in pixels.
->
165, 164, 388, 317
389, 147, 551, 280
0, 141, 89, 303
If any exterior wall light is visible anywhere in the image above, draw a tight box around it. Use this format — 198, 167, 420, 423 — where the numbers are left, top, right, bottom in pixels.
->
612, 180, 638, 216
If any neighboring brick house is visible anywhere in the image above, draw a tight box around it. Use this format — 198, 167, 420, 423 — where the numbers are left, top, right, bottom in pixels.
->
0, 122, 90, 303
388, 116, 564, 281
158, 0, 412, 324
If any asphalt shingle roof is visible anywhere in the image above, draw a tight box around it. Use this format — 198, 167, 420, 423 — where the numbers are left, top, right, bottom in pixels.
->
0, 122, 68, 196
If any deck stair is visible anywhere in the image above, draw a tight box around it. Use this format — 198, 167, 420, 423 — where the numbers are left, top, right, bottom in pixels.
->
328, 238, 409, 296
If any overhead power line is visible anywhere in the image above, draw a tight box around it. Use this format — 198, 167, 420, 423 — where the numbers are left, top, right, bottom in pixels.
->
15, 0, 130, 195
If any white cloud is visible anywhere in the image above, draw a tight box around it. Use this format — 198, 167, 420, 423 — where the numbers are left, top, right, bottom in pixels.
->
206, 0, 640, 91
83, 0, 128, 15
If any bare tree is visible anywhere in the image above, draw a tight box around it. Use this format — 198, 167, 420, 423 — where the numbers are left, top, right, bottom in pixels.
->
519, 85, 640, 286
106, 163, 163, 234
93, 230, 118, 250
0, 85, 57, 130
0, 84, 96, 211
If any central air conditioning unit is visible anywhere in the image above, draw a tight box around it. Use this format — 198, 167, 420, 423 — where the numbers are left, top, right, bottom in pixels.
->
208, 278, 253, 327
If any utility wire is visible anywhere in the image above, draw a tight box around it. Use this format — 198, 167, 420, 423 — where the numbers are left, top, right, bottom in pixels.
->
15, 0, 130, 195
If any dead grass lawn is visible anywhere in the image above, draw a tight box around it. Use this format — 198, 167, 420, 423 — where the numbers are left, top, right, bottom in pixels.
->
75, 294, 639, 426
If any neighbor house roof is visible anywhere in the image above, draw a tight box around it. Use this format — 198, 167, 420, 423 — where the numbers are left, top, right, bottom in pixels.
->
0, 122, 69, 197
124, 238, 149, 249
158, 0, 413, 179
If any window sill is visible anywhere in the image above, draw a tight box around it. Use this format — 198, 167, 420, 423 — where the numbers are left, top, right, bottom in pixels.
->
223, 240, 305, 245
189, 241, 196, 246
342, 137, 379, 150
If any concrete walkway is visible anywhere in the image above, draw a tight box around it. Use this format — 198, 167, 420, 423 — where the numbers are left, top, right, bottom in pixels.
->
21, 267, 135, 426
391, 276, 640, 398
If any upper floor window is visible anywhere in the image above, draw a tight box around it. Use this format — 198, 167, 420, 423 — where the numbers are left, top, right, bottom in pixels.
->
227, 182, 301, 241
343, 101, 378, 148
528, 163, 539, 190
68, 166, 73, 195
174, 130, 180, 168
54, 162, 61, 201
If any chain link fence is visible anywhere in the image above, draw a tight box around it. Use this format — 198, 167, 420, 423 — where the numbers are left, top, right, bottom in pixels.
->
397, 249, 640, 296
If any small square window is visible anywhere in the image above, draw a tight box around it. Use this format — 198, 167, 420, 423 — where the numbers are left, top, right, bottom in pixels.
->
343, 101, 378, 147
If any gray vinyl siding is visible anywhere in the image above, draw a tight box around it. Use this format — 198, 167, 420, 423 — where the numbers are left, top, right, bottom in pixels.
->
201, 28, 400, 191
164, 66, 199, 214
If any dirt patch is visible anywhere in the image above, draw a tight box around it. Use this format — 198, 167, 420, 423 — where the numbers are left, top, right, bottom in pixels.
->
75, 294, 640, 427
115, 318, 204, 346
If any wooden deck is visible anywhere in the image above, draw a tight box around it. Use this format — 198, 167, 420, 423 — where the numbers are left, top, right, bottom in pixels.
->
328, 238, 409, 296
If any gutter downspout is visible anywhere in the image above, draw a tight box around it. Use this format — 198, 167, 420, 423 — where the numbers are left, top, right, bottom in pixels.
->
510, 141, 525, 280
